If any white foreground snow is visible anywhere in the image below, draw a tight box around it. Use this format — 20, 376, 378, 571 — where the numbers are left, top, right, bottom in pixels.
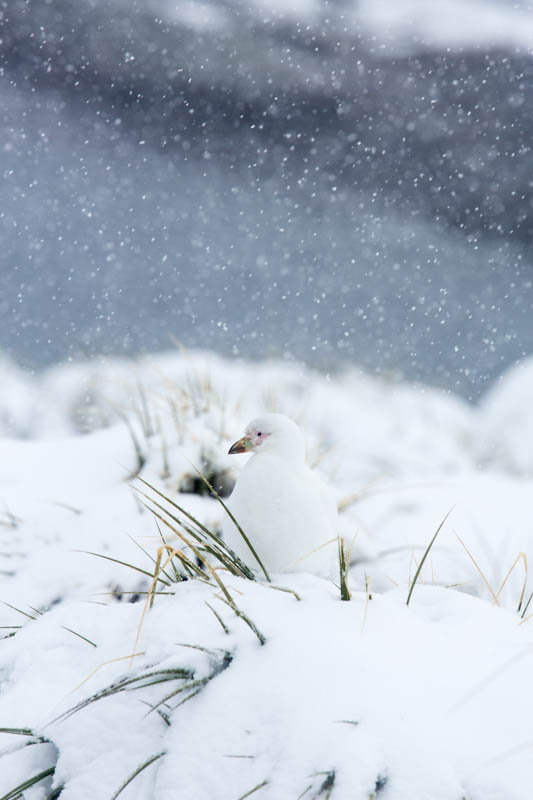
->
0, 350, 533, 799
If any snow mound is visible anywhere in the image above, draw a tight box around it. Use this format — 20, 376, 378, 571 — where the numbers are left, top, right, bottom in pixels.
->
2, 578, 533, 800
1, 350, 533, 797
476, 357, 533, 475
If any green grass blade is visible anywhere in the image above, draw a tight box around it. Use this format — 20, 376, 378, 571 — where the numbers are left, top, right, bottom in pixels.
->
155, 521, 182, 582
0, 727, 35, 736
44, 785, 64, 800
145, 678, 208, 715
205, 601, 229, 634
218, 597, 266, 646
133, 479, 256, 579
126, 533, 176, 585
48, 667, 195, 725
188, 464, 271, 582
0, 767, 55, 800
1, 601, 37, 621
338, 537, 351, 601
521, 590, 533, 619
406, 507, 454, 606
74, 551, 170, 586
116, 411, 145, 476
110, 751, 165, 800
138, 508, 212, 583
134, 476, 215, 539
61, 626, 97, 648
237, 779, 269, 799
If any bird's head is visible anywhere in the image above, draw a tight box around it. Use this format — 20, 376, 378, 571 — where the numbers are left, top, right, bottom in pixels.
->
228, 413, 305, 461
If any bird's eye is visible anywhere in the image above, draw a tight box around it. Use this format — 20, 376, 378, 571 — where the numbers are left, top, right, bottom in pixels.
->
257, 431, 262, 436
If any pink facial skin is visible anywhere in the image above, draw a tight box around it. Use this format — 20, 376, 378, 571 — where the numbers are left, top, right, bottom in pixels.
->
228, 428, 271, 454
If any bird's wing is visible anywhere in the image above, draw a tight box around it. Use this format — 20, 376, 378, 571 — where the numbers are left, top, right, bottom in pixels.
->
307, 467, 338, 533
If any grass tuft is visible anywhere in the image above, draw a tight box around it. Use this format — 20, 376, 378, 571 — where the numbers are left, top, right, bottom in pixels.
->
48, 666, 194, 726
133, 475, 257, 580
186, 463, 271, 582
49, 647, 233, 730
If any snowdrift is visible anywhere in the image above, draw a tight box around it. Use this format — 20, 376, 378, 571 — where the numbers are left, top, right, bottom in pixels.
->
0, 351, 532, 799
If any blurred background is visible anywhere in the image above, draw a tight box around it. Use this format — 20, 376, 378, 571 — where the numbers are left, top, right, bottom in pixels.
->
1, 0, 533, 399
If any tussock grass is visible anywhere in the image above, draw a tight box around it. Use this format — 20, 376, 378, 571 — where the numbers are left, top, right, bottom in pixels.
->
125, 472, 276, 652
47, 647, 232, 735
134, 475, 257, 580
7, 373, 526, 800
186, 464, 271, 582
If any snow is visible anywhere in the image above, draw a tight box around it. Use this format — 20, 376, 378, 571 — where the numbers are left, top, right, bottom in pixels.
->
1, 349, 533, 798
476, 358, 533, 475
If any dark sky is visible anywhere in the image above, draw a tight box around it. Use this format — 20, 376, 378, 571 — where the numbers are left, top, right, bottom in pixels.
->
1, 0, 532, 399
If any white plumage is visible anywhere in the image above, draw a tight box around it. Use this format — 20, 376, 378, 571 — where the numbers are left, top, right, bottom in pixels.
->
223, 413, 338, 577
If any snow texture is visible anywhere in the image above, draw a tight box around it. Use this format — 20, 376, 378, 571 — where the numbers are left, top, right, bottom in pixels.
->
0, 350, 533, 799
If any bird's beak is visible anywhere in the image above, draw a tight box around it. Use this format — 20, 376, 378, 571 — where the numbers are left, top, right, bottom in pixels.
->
228, 436, 252, 455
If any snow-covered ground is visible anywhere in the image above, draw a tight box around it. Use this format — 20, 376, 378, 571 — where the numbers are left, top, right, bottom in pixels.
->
1, 350, 533, 799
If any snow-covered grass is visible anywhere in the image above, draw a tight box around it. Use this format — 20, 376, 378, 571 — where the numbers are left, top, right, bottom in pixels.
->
1, 350, 533, 799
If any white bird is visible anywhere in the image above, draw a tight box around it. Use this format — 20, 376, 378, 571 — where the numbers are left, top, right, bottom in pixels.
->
223, 413, 339, 578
